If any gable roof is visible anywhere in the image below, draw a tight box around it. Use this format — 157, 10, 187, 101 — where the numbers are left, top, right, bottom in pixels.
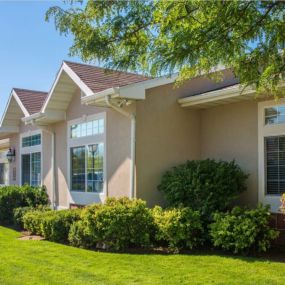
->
13, 88, 48, 116
64, 61, 149, 93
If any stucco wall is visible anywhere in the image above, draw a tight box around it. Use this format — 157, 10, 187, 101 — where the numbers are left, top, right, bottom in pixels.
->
136, 84, 201, 207
135, 70, 239, 207
200, 100, 258, 207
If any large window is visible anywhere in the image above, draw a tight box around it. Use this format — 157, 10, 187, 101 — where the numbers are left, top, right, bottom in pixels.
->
21, 152, 41, 186
69, 115, 105, 195
265, 136, 285, 195
71, 143, 104, 193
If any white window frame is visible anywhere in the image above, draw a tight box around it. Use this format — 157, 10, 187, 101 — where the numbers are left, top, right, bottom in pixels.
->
19, 130, 43, 186
258, 99, 285, 212
67, 112, 107, 205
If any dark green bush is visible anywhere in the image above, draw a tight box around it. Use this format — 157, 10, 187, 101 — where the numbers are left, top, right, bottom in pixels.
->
158, 159, 248, 221
68, 220, 95, 249
209, 205, 279, 254
152, 206, 203, 252
0, 185, 49, 224
83, 197, 155, 250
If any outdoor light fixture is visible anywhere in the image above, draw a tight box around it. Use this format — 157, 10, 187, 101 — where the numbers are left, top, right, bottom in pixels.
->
6, 148, 15, 163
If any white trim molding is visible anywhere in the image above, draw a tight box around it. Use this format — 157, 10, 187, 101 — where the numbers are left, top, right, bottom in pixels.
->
258, 99, 285, 213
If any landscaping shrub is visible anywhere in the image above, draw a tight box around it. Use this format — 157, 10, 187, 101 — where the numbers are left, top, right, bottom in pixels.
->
23, 209, 46, 235
83, 197, 155, 250
68, 220, 95, 249
158, 159, 248, 221
0, 185, 49, 224
23, 208, 81, 243
152, 206, 203, 252
209, 205, 279, 254
40, 209, 81, 243
13, 205, 51, 228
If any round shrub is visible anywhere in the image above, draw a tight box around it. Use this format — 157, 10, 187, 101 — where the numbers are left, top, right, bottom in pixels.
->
158, 159, 248, 220
209, 205, 279, 254
84, 197, 155, 250
68, 220, 95, 249
152, 206, 203, 252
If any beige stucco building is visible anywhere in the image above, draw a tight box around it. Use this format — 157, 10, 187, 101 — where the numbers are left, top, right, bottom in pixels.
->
0, 61, 282, 212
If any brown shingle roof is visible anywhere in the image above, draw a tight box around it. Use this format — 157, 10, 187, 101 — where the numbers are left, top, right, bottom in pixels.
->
13, 88, 48, 115
64, 61, 149, 93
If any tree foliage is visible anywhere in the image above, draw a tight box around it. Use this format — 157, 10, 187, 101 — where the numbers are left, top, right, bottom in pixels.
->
46, 0, 285, 95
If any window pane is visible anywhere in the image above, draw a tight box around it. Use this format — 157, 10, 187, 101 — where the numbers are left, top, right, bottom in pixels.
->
71, 125, 78, 138
87, 143, 104, 193
265, 106, 285, 125
71, 146, 85, 192
99, 119, 104, 134
93, 120, 99, 135
31, 152, 41, 186
86, 121, 93, 136
265, 107, 278, 117
265, 136, 285, 195
81, 123, 87, 137
22, 154, 30, 185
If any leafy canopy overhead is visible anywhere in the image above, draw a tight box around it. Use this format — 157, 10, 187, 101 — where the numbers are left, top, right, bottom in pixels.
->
46, 0, 285, 95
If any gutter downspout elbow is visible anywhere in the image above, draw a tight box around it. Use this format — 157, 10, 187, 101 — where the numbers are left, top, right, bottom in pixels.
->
105, 96, 136, 199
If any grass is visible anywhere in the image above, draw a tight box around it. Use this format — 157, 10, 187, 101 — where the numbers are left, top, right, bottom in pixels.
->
0, 226, 285, 285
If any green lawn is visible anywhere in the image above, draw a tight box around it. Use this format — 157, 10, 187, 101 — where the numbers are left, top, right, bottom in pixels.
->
0, 226, 285, 285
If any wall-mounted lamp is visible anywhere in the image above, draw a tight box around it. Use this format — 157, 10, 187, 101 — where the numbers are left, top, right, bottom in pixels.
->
6, 148, 15, 163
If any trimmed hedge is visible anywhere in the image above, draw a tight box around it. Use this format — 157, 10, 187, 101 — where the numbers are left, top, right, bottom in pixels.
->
152, 206, 203, 251
0, 185, 49, 224
23, 208, 81, 243
209, 205, 279, 254
158, 159, 248, 221
83, 198, 155, 250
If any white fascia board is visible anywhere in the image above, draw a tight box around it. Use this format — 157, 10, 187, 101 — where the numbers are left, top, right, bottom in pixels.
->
42, 62, 94, 113
178, 84, 256, 107
12, 90, 30, 117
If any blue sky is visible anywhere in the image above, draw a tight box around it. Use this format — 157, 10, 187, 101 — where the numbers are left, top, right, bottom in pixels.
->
0, 0, 83, 117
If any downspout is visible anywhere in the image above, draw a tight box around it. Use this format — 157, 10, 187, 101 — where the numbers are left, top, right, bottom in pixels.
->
105, 95, 136, 199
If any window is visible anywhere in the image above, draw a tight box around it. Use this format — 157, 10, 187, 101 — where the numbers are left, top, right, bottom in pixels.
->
265, 106, 285, 125
22, 134, 41, 147
70, 143, 104, 193
21, 152, 41, 186
265, 136, 285, 195
71, 118, 104, 138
